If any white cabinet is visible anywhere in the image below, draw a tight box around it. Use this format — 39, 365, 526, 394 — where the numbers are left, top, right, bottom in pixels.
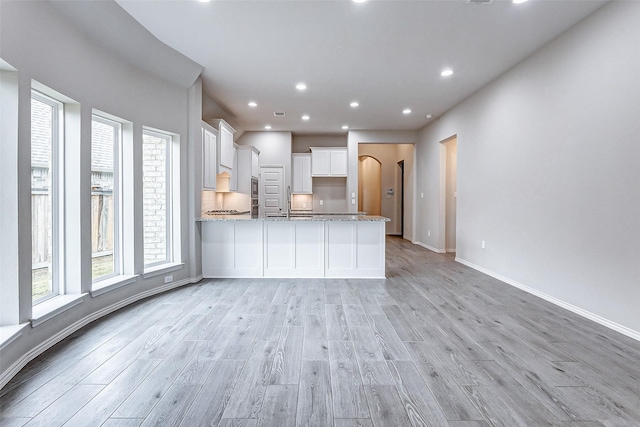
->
202, 221, 263, 277
201, 122, 217, 190
206, 119, 236, 170
325, 221, 385, 278
292, 153, 312, 194
310, 147, 348, 177
329, 149, 348, 176
263, 221, 324, 277
237, 145, 260, 194
251, 150, 259, 179
219, 125, 235, 169
229, 143, 238, 192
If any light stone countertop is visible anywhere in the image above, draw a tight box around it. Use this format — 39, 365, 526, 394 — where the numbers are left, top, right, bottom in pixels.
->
196, 214, 389, 222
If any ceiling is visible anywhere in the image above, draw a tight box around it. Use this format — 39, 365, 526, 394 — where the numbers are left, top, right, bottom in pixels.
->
116, 0, 607, 134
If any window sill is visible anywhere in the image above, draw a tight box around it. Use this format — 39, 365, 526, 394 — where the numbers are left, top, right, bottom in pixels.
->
31, 294, 86, 328
0, 323, 29, 352
143, 262, 184, 279
90, 274, 138, 298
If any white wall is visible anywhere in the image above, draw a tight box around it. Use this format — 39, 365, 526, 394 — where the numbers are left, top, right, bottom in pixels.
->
415, 1, 640, 336
236, 131, 293, 191
0, 0, 202, 385
292, 135, 347, 153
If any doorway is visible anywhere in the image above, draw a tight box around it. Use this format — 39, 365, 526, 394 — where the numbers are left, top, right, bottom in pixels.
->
259, 166, 285, 216
358, 155, 381, 216
440, 136, 457, 253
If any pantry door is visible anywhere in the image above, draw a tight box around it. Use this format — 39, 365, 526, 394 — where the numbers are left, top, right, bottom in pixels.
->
260, 166, 285, 216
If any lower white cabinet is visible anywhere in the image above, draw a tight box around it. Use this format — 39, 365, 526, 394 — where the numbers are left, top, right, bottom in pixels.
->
263, 221, 324, 277
201, 221, 263, 277
324, 221, 385, 278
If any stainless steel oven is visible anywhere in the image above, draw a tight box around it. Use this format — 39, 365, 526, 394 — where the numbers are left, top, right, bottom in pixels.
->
251, 177, 259, 217
251, 177, 259, 199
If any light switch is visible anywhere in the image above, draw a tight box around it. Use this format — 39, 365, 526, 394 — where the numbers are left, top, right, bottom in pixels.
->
319, 200, 323, 205
351, 192, 355, 198
421, 192, 424, 198
351, 198, 356, 205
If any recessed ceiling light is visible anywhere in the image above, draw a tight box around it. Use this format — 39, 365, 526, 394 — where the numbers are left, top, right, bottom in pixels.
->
342, 125, 349, 130
403, 109, 412, 115
296, 83, 307, 91
264, 125, 272, 130
426, 114, 432, 119
512, 0, 528, 3
441, 69, 454, 77
302, 115, 310, 121
350, 101, 359, 108
353, 0, 367, 3
197, 0, 211, 3
248, 101, 257, 107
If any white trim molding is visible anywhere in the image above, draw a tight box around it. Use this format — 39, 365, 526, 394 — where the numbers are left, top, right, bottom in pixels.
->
30, 294, 86, 328
455, 257, 640, 342
412, 240, 446, 254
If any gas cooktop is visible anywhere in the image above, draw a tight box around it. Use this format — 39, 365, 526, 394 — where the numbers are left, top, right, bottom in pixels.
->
204, 210, 250, 215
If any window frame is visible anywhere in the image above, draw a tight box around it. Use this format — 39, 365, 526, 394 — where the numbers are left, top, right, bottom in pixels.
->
31, 90, 64, 305
142, 128, 174, 268
91, 114, 123, 283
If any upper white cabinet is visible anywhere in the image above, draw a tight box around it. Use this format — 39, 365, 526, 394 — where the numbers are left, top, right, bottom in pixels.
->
292, 153, 312, 194
202, 122, 218, 190
310, 147, 348, 177
237, 145, 260, 194
251, 150, 260, 179
206, 119, 236, 170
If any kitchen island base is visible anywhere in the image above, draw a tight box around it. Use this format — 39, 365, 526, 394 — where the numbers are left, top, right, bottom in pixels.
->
201, 217, 387, 278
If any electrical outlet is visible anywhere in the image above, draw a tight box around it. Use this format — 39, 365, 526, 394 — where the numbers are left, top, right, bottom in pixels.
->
164, 275, 173, 283
319, 200, 323, 205
351, 198, 356, 205
303, 202, 306, 208
428, 230, 431, 237
421, 192, 424, 198
481, 240, 486, 249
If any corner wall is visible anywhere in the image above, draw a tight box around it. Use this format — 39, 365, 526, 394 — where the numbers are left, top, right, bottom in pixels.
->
0, 0, 203, 386
415, 1, 640, 336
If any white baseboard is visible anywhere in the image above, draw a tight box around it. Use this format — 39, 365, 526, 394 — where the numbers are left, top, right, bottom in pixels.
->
190, 274, 203, 284
412, 240, 446, 254
0, 276, 197, 390
455, 257, 640, 342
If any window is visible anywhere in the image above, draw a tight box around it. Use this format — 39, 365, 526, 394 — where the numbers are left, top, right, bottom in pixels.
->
142, 129, 173, 267
91, 115, 121, 282
31, 91, 63, 303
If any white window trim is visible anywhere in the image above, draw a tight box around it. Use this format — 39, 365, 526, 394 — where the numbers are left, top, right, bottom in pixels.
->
90, 274, 138, 298
0, 324, 29, 352
142, 262, 184, 279
30, 294, 86, 328
91, 114, 123, 284
31, 90, 64, 305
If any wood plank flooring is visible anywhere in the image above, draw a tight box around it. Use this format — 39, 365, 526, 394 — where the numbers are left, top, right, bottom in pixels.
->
2, 236, 640, 426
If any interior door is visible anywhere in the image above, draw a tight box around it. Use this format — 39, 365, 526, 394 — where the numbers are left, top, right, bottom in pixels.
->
260, 166, 285, 215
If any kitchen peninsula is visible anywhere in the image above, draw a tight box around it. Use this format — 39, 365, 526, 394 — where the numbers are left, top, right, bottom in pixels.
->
197, 214, 389, 278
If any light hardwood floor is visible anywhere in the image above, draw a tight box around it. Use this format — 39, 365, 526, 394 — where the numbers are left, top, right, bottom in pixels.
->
2, 236, 640, 426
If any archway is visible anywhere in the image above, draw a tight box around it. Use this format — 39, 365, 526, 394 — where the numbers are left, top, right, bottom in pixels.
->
358, 155, 382, 215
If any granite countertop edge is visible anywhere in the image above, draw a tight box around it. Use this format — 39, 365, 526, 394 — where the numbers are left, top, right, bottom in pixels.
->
196, 214, 390, 222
